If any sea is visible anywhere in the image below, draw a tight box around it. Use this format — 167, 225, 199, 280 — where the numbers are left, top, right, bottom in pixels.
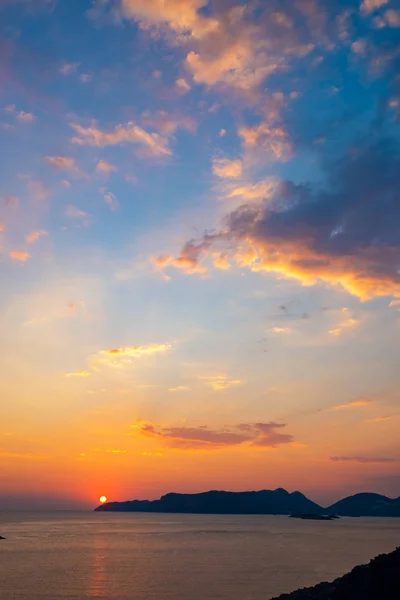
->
0, 512, 399, 600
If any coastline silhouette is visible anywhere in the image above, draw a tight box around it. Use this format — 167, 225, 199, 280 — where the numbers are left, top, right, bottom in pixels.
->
94, 488, 400, 517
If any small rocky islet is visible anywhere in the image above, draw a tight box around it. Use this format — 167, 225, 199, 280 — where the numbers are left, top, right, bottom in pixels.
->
289, 513, 339, 521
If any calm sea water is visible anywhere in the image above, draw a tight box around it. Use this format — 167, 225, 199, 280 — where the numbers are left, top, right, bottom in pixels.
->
0, 512, 399, 600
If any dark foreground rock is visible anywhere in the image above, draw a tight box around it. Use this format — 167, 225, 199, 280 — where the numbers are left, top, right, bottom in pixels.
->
0, 536, 5, 540
270, 546, 400, 600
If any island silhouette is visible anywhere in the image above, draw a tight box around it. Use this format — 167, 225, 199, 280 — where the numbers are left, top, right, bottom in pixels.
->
94, 488, 400, 517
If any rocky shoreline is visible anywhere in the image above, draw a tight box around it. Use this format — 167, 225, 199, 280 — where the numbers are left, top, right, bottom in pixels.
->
270, 547, 400, 599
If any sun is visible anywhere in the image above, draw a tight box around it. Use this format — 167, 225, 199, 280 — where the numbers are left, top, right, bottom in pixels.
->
99, 495, 107, 504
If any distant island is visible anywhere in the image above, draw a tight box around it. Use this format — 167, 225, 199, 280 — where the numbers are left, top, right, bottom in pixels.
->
270, 546, 400, 599
94, 488, 400, 517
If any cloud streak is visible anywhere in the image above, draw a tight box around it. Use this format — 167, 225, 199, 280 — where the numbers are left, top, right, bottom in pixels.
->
332, 399, 373, 411
70, 121, 172, 157
135, 421, 294, 450
92, 343, 172, 369
330, 456, 397, 464
201, 374, 245, 391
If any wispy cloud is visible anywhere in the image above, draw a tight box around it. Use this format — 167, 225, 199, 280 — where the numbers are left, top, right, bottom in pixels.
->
331, 399, 373, 411
360, 0, 389, 15
330, 456, 397, 463
9, 250, 30, 262
213, 157, 243, 179
92, 343, 172, 369
96, 160, 117, 174
45, 156, 75, 171
176, 78, 191, 93
60, 62, 80, 75
328, 309, 360, 336
17, 111, 35, 123
201, 374, 245, 391
65, 371, 91, 378
65, 204, 90, 224
26, 229, 48, 244
366, 414, 398, 423
70, 121, 171, 157
389, 300, 400, 310
238, 122, 292, 161
102, 190, 118, 211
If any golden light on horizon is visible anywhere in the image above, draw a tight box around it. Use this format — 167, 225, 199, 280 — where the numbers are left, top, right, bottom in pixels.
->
99, 495, 107, 503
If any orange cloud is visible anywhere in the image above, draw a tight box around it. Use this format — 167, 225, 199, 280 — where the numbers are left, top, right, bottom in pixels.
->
360, 0, 389, 15
213, 157, 242, 179
70, 121, 171, 157
222, 178, 279, 203
201, 374, 245, 391
151, 255, 173, 268
366, 415, 397, 423
171, 256, 208, 274
65, 371, 91, 378
328, 309, 360, 336
176, 78, 191, 93
119, 1, 313, 93
141, 110, 196, 136
168, 386, 190, 392
384, 10, 400, 27
272, 327, 292, 334
213, 253, 231, 270
103, 191, 119, 211
45, 156, 75, 171
9, 250, 31, 262
96, 160, 117, 174
238, 122, 292, 161
93, 343, 172, 369
332, 399, 373, 410
119, 0, 218, 39
17, 111, 35, 123
26, 229, 48, 244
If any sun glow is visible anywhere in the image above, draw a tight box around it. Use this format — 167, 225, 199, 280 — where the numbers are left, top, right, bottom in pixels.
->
99, 495, 107, 503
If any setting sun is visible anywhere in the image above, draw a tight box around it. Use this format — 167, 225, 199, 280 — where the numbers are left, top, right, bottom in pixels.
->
99, 496, 107, 504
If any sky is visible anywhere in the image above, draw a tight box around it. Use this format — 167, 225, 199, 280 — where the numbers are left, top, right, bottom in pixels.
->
0, 0, 400, 510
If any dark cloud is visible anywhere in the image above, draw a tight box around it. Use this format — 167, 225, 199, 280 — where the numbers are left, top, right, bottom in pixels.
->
330, 456, 398, 463
162, 137, 400, 300
138, 421, 294, 450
